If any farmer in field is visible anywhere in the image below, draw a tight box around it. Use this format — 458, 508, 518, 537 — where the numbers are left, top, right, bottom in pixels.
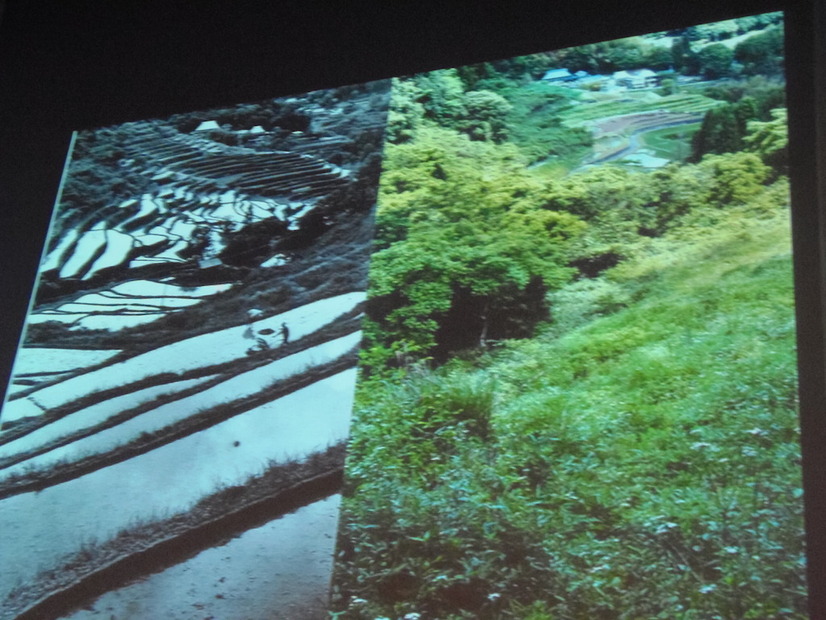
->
280, 322, 290, 344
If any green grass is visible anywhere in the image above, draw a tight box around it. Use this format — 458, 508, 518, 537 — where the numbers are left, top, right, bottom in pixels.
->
334, 202, 805, 619
638, 122, 701, 161
560, 93, 723, 126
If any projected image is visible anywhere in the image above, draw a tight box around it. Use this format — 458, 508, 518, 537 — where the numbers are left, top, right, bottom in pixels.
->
333, 12, 806, 619
0, 81, 390, 618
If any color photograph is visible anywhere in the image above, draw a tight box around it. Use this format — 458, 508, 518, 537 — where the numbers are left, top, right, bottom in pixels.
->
332, 12, 805, 619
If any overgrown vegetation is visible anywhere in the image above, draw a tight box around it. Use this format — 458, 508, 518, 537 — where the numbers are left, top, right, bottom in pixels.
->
333, 12, 803, 619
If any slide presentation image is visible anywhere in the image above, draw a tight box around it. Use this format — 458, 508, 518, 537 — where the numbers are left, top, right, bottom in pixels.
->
332, 12, 805, 620
0, 8, 806, 620
0, 80, 390, 619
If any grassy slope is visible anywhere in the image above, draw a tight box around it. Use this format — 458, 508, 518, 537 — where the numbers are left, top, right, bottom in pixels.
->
336, 203, 805, 619
638, 122, 700, 160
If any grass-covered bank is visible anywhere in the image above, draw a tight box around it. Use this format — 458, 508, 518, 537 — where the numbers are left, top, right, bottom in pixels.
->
2, 446, 345, 620
333, 204, 804, 619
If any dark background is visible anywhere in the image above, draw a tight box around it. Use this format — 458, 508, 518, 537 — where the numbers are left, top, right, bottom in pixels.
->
0, 0, 822, 615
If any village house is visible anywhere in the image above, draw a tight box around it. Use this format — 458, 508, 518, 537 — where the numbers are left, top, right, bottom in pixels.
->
612, 68, 659, 89
541, 68, 576, 82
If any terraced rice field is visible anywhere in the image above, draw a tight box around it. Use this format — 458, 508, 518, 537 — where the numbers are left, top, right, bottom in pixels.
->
62, 495, 344, 620
557, 89, 723, 172
560, 92, 723, 127
0, 81, 390, 619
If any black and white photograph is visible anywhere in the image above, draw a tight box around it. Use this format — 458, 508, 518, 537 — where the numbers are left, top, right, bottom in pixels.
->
0, 80, 390, 619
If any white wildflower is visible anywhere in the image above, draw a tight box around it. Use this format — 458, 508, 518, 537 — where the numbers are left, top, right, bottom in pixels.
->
654, 521, 678, 534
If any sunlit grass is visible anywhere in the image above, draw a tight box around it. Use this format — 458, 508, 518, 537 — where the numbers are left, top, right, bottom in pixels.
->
639, 122, 701, 160
560, 93, 722, 126
336, 196, 804, 618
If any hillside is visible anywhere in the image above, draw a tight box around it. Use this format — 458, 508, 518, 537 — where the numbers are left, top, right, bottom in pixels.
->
331, 13, 802, 618
334, 195, 804, 619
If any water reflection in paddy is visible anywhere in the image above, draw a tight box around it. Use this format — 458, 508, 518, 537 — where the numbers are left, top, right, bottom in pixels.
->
62, 494, 342, 620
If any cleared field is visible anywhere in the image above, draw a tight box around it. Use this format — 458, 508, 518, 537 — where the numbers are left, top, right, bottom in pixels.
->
561, 92, 722, 126
639, 121, 701, 160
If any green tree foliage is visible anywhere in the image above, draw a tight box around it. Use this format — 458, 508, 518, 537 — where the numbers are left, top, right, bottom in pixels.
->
366, 126, 583, 366
645, 151, 772, 233
552, 38, 648, 73
702, 76, 785, 117
691, 97, 761, 160
692, 105, 741, 157
744, 108, 789, 175
500, 82, 592, 164
684, 19, 745, 43
734, 11, 784, 35
645, 46, 674, 71
699, 151, 771, 204
336, 26, 800, 619
386, 78, 427, 144
671, 36, 699, 74
338, 201, 803, 619
696, 43, 734, 79
734, 25, 785, 76
545, 166, 657, 239
458, 90, 512, 142
412, 69, 467, 124
387, 73, 512, 144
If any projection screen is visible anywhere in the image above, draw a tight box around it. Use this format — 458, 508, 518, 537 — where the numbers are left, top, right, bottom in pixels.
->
0, 4, 820, 619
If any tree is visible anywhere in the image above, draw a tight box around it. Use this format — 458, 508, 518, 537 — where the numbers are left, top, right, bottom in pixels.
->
743, 108, 788, 175
386, 78, 427, 144
671, 37, 699, 74
457, 90, 512, 142
366, 127, 584, 366
646, 46, 674, 71
692, 106, 736, 160
699, 151, 771, 205
697, 43, 734, 79
734, 26, 784, 76
691, 98, 762, 160
412, 69, 467, 124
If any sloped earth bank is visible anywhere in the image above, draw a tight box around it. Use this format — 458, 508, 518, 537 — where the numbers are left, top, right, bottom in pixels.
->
62, 495, 342, 620
3, 449, 344, 620
0, 80, 391, 618
0, 371, 356, 613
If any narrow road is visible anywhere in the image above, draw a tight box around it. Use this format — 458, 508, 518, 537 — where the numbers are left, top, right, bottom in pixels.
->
571, 116, 702, 173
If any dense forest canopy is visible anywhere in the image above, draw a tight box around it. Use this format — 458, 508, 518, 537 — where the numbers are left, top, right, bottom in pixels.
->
359, 16, 788, 373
